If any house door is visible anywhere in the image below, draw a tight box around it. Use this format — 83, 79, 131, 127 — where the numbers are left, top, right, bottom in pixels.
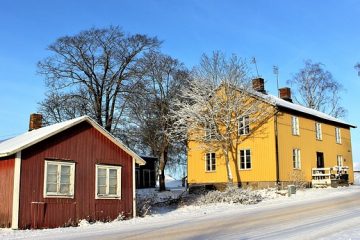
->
316, 152, 324, 168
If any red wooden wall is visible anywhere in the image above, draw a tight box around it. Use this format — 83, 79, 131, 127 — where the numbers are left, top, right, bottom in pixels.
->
0, 155, 15, 227
18, 122, 133, 229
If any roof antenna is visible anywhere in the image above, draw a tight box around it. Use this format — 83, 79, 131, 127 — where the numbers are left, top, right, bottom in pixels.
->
251, 57, 260, 77
273, 65, 279, 97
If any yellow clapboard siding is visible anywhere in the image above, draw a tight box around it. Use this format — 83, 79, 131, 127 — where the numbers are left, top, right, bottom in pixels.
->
188, 107, 354, 185
277, 112, 354, 183
188, 117, 277, 184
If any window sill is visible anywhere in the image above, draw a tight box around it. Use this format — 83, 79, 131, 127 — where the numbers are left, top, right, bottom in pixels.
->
239, 133, 250, 136
95, 195, 121, 200
293, 168, 301, 170
239, 169, 252, 171
205, 171, 216, 173
44, 194, 74, 199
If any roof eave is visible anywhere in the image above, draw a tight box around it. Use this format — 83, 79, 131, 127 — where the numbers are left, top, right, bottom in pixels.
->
0, 116, 147, 165
276, 105, 356, 128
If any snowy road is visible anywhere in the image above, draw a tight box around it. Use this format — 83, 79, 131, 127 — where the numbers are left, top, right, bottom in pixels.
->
93, 190, 360, 240
1, 186, 360, 240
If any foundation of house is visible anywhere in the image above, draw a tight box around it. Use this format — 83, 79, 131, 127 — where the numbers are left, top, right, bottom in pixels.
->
188, 181, 313, 192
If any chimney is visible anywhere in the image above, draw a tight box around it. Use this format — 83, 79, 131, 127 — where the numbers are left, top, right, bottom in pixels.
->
279, 87, 292, 102
252, 78, 266, 94
29, 113, 43, 131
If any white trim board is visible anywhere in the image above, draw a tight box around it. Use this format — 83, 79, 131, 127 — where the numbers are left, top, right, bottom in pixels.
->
11, 151, 21, 229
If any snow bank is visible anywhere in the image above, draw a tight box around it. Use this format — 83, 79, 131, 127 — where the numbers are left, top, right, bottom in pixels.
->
195, 187, 276, 205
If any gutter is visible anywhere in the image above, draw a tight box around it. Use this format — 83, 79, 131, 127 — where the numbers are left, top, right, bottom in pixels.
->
274, 110, 280, 186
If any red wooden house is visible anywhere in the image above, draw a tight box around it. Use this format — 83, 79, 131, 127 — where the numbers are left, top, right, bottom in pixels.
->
0, 114, 145, 229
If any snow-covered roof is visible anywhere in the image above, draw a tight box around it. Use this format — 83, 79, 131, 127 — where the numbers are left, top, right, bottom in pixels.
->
265, 93, 355, 128
0, 116, 146, 165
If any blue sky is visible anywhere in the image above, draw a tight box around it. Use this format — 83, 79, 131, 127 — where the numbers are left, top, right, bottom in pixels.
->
0, 0, 359, 169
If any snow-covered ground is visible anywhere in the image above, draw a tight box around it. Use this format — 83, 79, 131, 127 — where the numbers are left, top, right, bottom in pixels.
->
355, 171, 360, 185
1, 185, 360, 239
156, 174, 183, 189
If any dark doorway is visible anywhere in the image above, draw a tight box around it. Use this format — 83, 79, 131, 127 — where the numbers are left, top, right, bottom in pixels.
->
316, 152, 324, 168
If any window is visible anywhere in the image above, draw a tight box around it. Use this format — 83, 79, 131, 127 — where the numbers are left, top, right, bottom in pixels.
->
205, 153, 216, 172
315, 122, 322, 140
238, 116, 250, 135
335, 127, 342, 144
337, 155, 344, 166
135, 169, 140, 188
143, 169, 151, 188
44, 160, 75, 198
239, 149, 251, 170
291, 116, 300, 135
292, 149, 301, 169
96, 165, 121, 199
205, 122, 216, 140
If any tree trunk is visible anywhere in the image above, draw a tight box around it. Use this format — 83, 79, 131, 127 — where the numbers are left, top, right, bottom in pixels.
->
224, 150, 233, 186
158, 149, 168, 191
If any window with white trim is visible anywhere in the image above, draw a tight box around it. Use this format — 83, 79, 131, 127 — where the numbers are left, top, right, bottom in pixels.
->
291, 116, 300, 135
315, 122, 322, 140
205, 153, 216, 172
205, 122, 216, 140
335, 127, 342, 144
44, 160, 75, 198
239, 149, 251, 170
292, 149, 301, 169
96, 165, 121, 199
337, 155, 344, 166
238, 116, 250, 135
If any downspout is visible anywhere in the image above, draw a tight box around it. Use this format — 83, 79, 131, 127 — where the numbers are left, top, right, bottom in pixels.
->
132, 157, 136, 218
274, 110, 280, 188
12, 151, 22, 229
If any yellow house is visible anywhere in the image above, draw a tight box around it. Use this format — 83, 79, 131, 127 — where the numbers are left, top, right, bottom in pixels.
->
187, 78, 356, 188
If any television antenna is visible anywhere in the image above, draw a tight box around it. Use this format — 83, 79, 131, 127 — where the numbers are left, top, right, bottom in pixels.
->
273, 65, 279, 97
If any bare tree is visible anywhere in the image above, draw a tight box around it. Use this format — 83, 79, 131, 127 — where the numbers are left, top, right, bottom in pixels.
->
170, 51, 274, 185
287, 60, 346, 118
38, 26, 160, 132
355, 63, 360, 76
125, 51, 189, 191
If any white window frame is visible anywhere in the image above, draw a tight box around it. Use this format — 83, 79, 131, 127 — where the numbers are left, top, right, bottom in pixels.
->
205, 153, 216, 172
335, 127, 342, 144
315, 122, 322, 140
291, 116, 300, 136
205, 122, 216, 140
337, 155, 344, 167
239, 149, 252, 170
238, 116, 250, 135
43, 160, 75, 198
292, 149, 301, 169
95, 165, 122, 199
